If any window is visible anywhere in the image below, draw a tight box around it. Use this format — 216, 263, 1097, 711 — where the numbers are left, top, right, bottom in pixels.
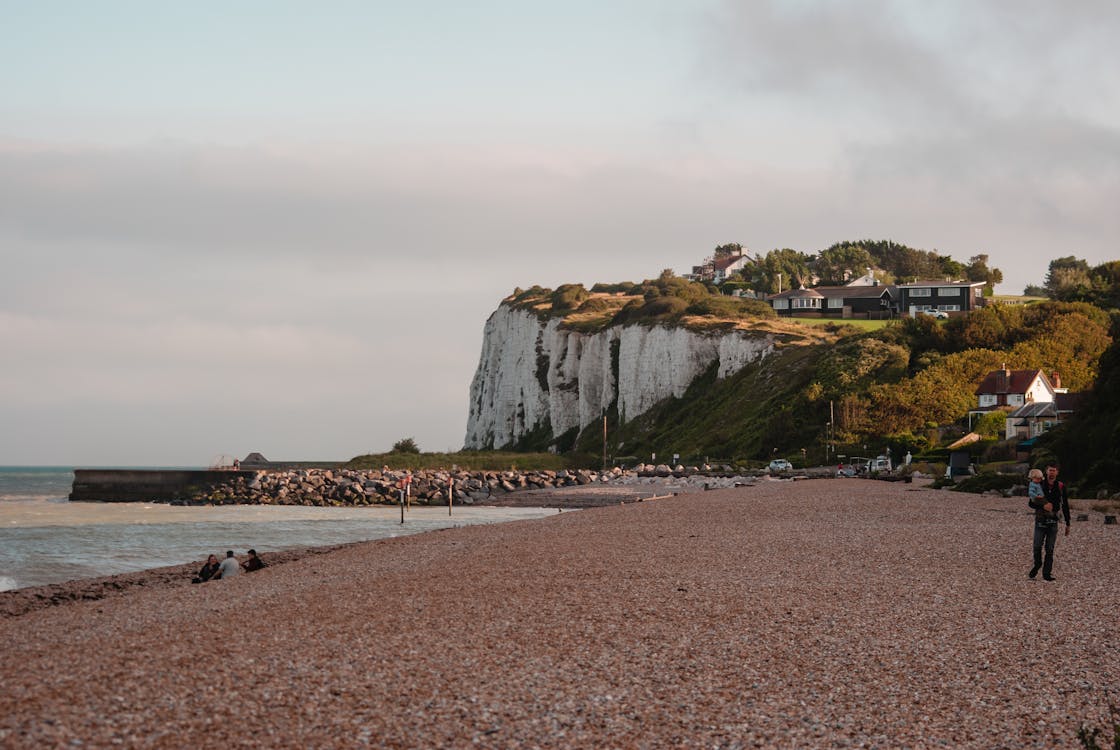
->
979, 394, 997, 407
909, 288, 932, 297
938, 287, 962, 296
939, 305, 960, 312
1008, 394, 1024, 406
792, 297, 820, 309
827, 296, 843, 308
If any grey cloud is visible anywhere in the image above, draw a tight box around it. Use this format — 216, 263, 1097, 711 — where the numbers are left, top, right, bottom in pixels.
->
701, 0, 1120, 126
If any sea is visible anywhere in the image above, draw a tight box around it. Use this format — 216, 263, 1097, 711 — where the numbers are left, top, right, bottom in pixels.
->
0, 467, 555, 592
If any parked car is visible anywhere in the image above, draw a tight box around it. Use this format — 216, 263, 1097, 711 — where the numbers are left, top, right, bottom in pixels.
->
768, 459, 793, 472
919, 309, 949, 319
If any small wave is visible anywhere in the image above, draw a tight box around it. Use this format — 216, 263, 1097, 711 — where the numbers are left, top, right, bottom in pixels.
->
0, 576, 19, 592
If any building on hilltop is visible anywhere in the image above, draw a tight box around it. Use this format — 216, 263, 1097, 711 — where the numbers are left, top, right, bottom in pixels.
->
895, 280, 987, 317
767, 283, 896, 319
685, 246, 753, 284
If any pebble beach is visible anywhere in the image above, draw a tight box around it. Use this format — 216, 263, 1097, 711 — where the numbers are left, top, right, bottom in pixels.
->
2, 478, 1118, 748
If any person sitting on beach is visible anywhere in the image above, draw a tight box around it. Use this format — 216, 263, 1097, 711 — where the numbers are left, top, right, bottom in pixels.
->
241, 549, 267, 572
192, 554, 220, 584
214, 550, 241, 580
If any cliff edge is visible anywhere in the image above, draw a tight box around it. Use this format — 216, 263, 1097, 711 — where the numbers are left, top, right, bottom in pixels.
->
464, 303, 779, 450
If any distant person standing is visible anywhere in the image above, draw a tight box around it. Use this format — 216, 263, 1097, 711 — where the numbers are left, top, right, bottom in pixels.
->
1028, 465, 1070, 581
215, 550, 241, 580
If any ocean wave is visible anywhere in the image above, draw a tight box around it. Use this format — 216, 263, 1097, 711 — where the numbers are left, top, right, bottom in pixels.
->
0, 576, 18, 592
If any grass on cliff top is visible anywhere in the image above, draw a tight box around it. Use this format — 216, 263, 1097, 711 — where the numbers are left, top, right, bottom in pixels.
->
792, 318, 895, 332
344, 450, 594, 472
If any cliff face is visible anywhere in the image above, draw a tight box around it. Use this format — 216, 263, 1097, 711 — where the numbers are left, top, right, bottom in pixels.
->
464, 304, 777, 449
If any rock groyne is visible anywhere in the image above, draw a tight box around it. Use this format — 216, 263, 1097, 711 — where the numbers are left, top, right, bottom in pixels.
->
70, 465, 781, 506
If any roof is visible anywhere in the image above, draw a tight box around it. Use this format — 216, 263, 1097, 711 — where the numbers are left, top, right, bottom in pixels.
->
241, 452, 270, 464
812, 285, 893, 300
1007, 402, 1058, 418
947, 432, 981, 450
712, 254, 749, 272
768, 288, 823, 300
897, 280, 985, 288
974, 369, 1052, 396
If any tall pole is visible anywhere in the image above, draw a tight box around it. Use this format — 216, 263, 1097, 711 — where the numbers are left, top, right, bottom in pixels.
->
602, 413, 608, 471
829, 399, 835, 462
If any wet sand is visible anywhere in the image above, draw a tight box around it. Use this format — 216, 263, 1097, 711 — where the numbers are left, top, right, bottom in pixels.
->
2, 479, 1118, 747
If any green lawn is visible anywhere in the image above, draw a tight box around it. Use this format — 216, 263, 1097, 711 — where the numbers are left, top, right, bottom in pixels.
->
792, 318, 895, 331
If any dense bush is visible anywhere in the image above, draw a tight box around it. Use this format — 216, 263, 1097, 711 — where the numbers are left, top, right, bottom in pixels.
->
551, 283, 590, 311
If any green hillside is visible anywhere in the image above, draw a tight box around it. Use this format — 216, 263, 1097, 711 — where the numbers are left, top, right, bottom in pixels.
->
485, 250, 1120, 490
512, 287, 1112, 467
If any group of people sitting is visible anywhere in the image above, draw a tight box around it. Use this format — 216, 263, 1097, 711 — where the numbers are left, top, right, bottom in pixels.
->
191, 549, 266, 583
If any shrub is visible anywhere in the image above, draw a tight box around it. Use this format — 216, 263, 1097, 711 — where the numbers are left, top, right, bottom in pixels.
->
551, 283, 590, 312
391, 438, 420, 454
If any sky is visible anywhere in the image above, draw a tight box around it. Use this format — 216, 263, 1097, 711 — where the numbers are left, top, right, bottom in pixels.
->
2, 1, 1118, 465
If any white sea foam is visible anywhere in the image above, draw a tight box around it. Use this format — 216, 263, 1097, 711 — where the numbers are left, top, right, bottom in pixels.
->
0, 576, 18, 592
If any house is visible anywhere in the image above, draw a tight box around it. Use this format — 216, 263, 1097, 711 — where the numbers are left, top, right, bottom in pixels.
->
973, 367, 1056, 411
767, 284, 895, 318
686, 247, 753, 284
1005, 390, 1084, 440
845, 268, 881, 286
767, 287, 824, 314
812, 283, 896, 318
895, 280, 986, 316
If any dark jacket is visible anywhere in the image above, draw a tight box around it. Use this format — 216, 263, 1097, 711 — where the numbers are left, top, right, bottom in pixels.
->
241, 555, 266, 572
1029, 478, 1070, 526
196, 561, 220, 582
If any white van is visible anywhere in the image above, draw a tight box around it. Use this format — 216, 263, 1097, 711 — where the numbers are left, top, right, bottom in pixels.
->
865, 455, 892, 473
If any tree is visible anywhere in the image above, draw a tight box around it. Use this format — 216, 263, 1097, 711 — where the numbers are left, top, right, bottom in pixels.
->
752, 248, 813, 294
1044, 256, 1092, 299
814, 245, 873, 285
965, 254, 1004, 295
712, 243, 743, 259
974, 410, 1007, 440
392, 438, 420, 454
1023, 284, 1047, 297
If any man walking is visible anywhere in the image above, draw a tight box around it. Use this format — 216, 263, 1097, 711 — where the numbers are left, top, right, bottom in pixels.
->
1028, 464, 1070, 581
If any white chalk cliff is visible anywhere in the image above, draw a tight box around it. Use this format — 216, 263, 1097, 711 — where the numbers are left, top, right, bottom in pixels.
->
464, 304, 778, 449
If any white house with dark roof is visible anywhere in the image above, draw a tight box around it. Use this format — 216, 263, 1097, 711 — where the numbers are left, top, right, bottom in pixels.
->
767, 287, 825, 313
974, 367, 1056, 411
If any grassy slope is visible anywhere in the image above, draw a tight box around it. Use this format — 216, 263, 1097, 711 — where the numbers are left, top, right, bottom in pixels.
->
574, 343, 828, 465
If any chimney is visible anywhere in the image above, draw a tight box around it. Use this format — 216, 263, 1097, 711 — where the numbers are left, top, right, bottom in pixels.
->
1051, 371, 1062, 390
999, 363, 1010, 392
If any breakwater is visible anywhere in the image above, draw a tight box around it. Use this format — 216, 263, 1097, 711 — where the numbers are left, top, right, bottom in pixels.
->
69, 467, 647, 506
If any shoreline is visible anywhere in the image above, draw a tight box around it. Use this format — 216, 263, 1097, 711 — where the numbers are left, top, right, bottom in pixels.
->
3, 478, 1117, 746
0, 484, 695, 615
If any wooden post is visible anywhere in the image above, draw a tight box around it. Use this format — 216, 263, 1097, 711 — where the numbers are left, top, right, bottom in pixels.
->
399, 488, 405, 524
602, 413, 607, 471
448, 477, 453, 516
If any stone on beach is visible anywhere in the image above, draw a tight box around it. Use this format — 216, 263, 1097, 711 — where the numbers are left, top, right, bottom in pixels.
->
2, 479, 1117, 747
